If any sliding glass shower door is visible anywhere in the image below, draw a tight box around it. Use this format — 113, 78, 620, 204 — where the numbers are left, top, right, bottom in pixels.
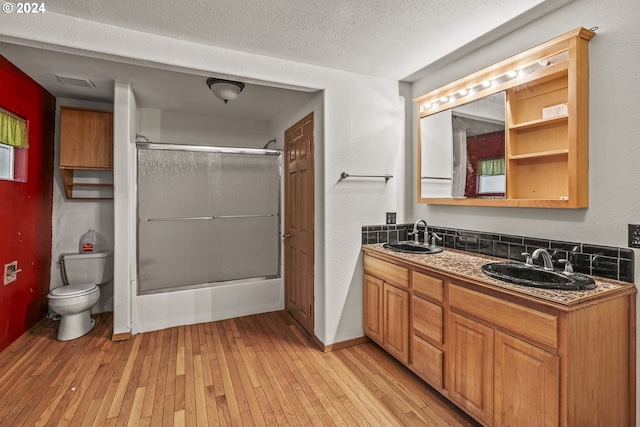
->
137, 144, 281, 295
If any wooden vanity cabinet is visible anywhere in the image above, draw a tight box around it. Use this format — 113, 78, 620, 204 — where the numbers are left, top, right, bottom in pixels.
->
59, 107, 114, 200
448, 312, 495, 425
363, 273, 384, 344
449, 284, 560, 426
410, 270, 445, 389
362, 250, 635, 427
363, 256, 410, 364
494, 331, 559, 427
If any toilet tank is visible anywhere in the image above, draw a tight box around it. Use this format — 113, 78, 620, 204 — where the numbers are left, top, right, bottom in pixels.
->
61, 251, 114, 285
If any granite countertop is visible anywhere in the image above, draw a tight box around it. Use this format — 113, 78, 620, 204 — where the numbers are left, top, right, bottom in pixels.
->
362, 243, 634, 305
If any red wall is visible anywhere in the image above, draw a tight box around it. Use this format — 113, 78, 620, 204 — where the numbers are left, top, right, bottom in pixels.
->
464, 131, 505, 198
0, 56, 56, 352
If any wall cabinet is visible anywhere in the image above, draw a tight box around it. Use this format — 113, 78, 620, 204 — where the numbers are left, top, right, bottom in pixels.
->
59, 107, 114, 200
362, 249, 635, 427
415, 27, 594, 208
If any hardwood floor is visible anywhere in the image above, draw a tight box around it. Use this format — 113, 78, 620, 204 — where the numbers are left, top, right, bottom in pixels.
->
0, 311, 478, 427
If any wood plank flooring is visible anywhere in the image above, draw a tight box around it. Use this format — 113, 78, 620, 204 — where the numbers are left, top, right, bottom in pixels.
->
0, 311, 478, 427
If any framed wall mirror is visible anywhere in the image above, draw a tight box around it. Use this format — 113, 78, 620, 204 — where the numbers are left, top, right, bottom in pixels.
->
415, 27, 594, 209
420, 92, 505, 199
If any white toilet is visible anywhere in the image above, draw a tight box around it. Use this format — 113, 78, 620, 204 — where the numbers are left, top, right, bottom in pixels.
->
48, 251, 113, 341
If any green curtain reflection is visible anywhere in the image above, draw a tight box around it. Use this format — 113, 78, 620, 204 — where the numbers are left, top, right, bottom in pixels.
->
478, 158, 505, 175
0, 110, 28, 148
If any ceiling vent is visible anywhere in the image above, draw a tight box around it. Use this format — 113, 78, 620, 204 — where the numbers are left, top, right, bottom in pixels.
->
55, 75, 96, 88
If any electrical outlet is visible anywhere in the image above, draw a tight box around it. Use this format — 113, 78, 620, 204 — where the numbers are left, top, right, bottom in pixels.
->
386, 212, 396, 225
4, 261, 18, 285
629, 224, 640, 248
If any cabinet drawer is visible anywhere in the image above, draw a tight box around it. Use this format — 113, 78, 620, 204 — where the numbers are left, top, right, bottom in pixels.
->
364, 255, 408, 289
449, 284, 557, 348
412, 296, 443, 344
411, 334, 443, 389
412, 271, 443, 302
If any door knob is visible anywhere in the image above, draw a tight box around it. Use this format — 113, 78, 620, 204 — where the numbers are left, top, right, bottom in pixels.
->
283, 233, 292, 239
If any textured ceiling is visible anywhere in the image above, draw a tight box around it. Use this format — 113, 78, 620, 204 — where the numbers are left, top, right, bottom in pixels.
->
42, 0, 571, 81
0, 0, 573, 120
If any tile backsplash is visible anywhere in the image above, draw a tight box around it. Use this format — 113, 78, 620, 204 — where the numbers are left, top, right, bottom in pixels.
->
362, 223, 635, 283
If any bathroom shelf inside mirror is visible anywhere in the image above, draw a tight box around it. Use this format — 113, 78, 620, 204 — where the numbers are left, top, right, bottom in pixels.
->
510, 115, 568, 130
508, 149, 569, 160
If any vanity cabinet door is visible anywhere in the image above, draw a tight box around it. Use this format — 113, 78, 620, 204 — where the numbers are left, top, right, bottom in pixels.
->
363, 273, 383, 345
383, 283, 409, 365
494, 331, 559, 427
449, 312, 494, 425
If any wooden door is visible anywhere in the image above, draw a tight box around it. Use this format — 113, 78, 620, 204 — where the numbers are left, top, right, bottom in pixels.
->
449, 312, 494, 425
383, 283, 409, 365
284, 113, 314, 335
363, 274, 383, 345
494, 331, 559, 427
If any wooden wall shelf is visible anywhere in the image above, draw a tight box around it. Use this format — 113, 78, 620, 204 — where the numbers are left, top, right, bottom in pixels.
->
59, 107, 113, 200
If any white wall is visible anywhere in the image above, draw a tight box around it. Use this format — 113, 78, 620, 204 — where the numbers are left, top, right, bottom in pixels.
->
410, 0, 640, 419
50, 98, 114, 314
137, 108, 270, 147
112, 82, 137, 336
410, 0, 640, 279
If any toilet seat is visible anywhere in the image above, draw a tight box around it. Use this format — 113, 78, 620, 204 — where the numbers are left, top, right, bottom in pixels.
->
48, 283, 98, 299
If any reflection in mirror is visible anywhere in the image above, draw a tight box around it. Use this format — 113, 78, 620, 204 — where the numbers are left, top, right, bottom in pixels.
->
421, 92, 505, 199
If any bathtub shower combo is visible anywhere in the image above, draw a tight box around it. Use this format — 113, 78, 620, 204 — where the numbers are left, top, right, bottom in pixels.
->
136, 143, 281, 296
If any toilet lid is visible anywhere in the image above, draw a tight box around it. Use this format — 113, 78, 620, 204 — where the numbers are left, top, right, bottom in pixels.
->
50, 283, 98, 297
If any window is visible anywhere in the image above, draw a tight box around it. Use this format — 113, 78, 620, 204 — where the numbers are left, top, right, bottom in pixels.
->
0, 143, 14, 180
0, 107, 28, 182
477, 157, 506, 195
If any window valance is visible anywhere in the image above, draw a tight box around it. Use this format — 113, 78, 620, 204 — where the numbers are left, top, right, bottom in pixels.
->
0, 109, 28, 148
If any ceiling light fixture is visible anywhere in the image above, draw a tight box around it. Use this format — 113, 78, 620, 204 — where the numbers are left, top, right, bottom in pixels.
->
206, 77, 245, 104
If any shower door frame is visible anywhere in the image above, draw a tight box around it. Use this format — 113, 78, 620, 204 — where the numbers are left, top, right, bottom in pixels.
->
135, 142, 282, 295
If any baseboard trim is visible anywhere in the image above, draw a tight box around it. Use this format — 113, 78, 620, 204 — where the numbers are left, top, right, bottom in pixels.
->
313, 335, 369, 352
112, 332, 131, 342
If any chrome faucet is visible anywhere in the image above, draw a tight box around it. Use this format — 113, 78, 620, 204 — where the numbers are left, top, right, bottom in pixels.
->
410, 219, 428, 244
430, 232, 442, 248
532, 248, 554, 270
